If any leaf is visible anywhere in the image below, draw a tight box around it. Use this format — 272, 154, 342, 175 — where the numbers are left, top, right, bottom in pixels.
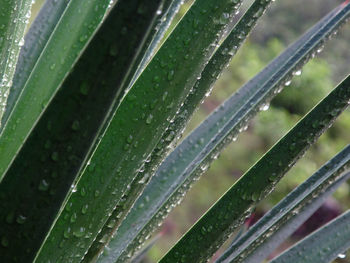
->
159, 70, 350, 262
216, 144, 350, 263
270, 209, 350, 263
35, 0, 245, 262
98, 0, 276, 260
0, 0, 165, 262
85, 3, 184, 260
129, 234, 161, 263
0, 0, 33, 121
103, 3, 350, 263
129, 0, 184, 88
1, 0, 70, 130
0, 0, 111, 179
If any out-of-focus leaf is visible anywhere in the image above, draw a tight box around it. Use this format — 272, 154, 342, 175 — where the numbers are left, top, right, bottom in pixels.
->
270, 210, 350, 263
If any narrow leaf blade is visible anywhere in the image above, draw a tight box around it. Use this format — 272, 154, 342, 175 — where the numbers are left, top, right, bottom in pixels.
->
0, 0, 111, 179
216, 145, 350, 263
0, 0, 33, 121
0, 0, 165, 262
36, 0, 245, 261
1, 0, 70, 130
159, 72, 350, 262
95, 1, 274, 261
270, 210, 350, 263
105, 3, 350, 263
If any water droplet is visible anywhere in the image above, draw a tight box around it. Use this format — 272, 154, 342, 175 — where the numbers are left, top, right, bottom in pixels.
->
293, 70, 302, 76
167, 70, 174, 80
338, 253, 346, 259
70, 212, 77, 223
51, 152, 59, 162
16, 215, 26, 224
64, 227, 71, 239
146, 114, 153, 124
284, 80, 291, 86
259, 103, 270, 111
81, 204, 88, 214
1, 236, 9, 247
71, 120, 80, 131
38, 179, 50, 191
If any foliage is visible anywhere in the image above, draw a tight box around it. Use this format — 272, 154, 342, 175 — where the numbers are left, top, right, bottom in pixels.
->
0, 0, 349, 263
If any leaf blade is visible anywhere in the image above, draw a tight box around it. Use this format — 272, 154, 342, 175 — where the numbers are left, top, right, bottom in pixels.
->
35, 0, 245, 261
0, 0, 166, 262
0, 0, 33, 121
104, 3, 350, 262
159, 72, 350, 262
216, 145, 350, 263
270, 209, 350, 263
0, 0, 111, 180
1, 0, 70, 130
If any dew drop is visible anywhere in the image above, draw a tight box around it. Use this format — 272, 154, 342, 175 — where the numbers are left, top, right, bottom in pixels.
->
1, 236, 9, 247
16, 215, 26, 224
38, 179, 50, 191
338, 253, 346, 259
284, 80, 292, 86
146, 114, 153, 124
293, 70, 302, 76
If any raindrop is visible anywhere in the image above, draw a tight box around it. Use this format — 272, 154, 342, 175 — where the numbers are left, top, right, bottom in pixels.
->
38, 179, 50, 191
146, 114, 153, 124
338, 253, 346, 259
1, 236, 9, 247
16, 215, 26, 224
73, 227, 86, 238
284, 80, 292, 86
293, 70, 302, 76
259, 103, 270, 111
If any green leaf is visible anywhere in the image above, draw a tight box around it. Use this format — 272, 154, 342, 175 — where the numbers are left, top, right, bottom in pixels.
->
129, 0, 184, 87
0, 0, 110, 179
270, 209, 350, 263
1, 0, 70, 130
35, 0, 245, 261
103, 3, 350, 263
159, 71, 350, 262
84, 0, 183, 261
81, 2, 185, 260
98, 0, 276, 261
0, 0, 165, 262
0, 0, 33, 121
216, 144, 350, 263
129, 234, 161, 263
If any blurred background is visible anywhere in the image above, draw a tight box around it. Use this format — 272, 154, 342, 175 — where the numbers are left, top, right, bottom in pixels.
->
29, 0, 350, 262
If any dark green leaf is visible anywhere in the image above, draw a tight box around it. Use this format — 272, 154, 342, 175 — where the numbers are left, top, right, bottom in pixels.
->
0, 1, 165, 262
36, 0, 245, 261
